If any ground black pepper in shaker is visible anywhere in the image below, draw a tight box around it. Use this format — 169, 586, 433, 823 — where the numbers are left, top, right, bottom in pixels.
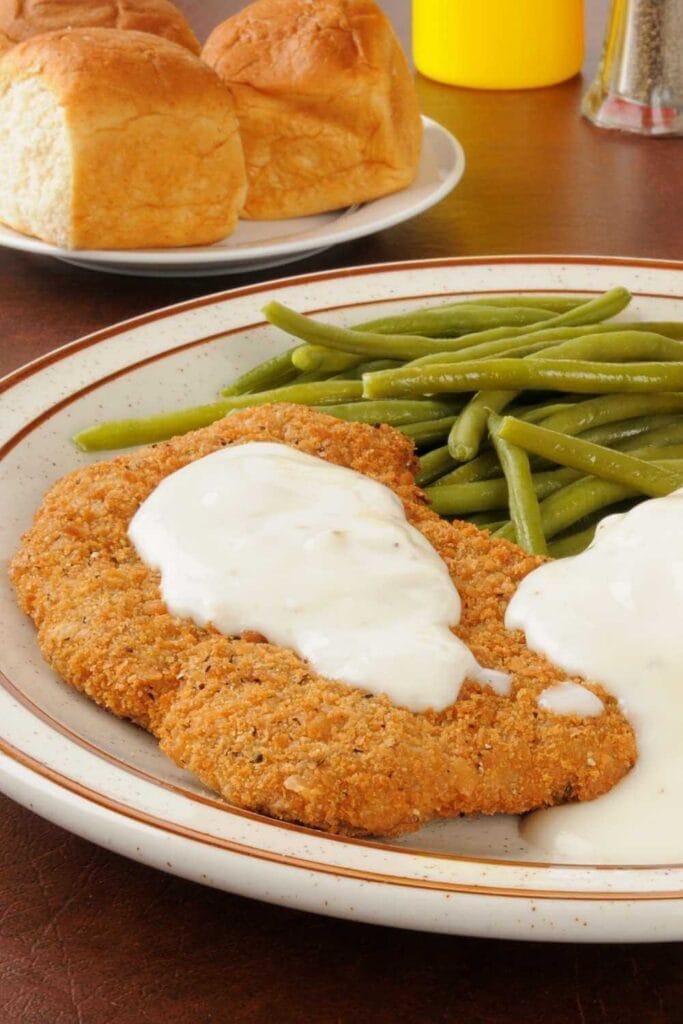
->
583, 0, 683, 135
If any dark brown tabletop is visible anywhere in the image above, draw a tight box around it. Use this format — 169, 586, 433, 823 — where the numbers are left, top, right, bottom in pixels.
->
2, 3, 683, 1022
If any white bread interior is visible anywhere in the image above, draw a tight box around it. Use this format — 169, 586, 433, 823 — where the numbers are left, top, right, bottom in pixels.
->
0, 0, 200, 54
202, 0, 423, 220
0, 76, 71, 246
0, 28, 247, 250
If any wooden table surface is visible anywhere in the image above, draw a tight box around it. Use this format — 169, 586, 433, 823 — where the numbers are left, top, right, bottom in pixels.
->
2, 3, 682, 1022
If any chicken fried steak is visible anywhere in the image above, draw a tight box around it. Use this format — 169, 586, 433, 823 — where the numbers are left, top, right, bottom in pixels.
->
10, 404, 635, 837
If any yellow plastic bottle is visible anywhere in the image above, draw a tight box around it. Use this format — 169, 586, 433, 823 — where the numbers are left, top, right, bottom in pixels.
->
413, 0, 585, 90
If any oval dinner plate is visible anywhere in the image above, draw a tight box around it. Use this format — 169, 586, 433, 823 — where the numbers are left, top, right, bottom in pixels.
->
2, 256, 683, 942
0, 117, 463, 278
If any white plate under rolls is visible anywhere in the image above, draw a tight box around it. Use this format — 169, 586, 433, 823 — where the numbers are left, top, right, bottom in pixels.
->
0, 117, 463, 278
1, 255, 683, 941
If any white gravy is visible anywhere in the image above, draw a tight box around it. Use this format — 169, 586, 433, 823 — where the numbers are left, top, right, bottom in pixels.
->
129, 442, 509, 713
506, 491, 683, 863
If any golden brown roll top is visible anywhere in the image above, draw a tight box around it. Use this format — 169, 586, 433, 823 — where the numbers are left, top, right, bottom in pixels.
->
0, 28, 247, 249
203, 0, 423, 219
0, 0, 200, 54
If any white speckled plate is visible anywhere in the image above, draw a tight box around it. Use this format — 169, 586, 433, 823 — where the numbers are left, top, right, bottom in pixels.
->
2, 256, 683, 941
0, 118, 463, 278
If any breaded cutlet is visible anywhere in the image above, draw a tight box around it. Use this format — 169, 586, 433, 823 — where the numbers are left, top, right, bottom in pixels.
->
10, 404, 636, 837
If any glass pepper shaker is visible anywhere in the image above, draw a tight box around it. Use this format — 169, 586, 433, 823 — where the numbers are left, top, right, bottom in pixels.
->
583, 0, 683, 135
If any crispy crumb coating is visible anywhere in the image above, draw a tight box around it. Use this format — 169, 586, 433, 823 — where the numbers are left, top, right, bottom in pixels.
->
10, 404, 636, 837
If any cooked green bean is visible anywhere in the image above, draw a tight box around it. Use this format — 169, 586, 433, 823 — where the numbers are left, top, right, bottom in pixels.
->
432, 413, 683, 490
547, 524, 598, 558
487, 413, 547, 554
495, 456, 683, 543
410, 322, 680, 369
464, 296, 586, 312
619, 420, 683, 452
264, 302, 464, 361
439, 290, 632, 460
364, 359, 683, 400
425, 466, 578, 515
578, 415, 683, 450
264, 289, 631, 365
221, 348, 299, 396
497, 416, 683, 498
446, 343, 682, 464
407, 287, 633, 357
357, 304, 558, 338
416, 446, 459, 486
366, 288, 634, 339
399, 416, 458, 446
73, 400, 241, 451
519, 401, 578, 423
290, 306, 596, 371
546, 331, 683, 362
538, 393, 683, 436
74, 380, 363, 452
316, 399, 460, 426
431, 449, 503, 487
446, 389, 516, 461
331, 358, 401, 380
291, 346, 363, 374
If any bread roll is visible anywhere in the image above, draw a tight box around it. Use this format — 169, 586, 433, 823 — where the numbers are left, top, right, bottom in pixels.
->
203, 0, 423, 220
0, 29, 247, 249
0, 0, 200, 54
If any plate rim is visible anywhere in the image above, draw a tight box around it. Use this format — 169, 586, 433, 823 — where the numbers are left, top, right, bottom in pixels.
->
5, 252, 683, 398
3, 255, 683, 936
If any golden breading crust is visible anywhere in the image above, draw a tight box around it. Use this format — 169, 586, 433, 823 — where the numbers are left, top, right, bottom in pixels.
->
10, 404, 636, 837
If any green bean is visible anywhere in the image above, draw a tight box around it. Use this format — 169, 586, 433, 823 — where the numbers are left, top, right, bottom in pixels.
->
445, 340, 681, 463
446, 389, 516, 461
264, 289, 631, 365
410, 323, 665, 369
438, 290, 632, 460
578, 415, 683, 450
357, 304, 558, 338
409, 287, 633, 356
221, 348, 299, 396
289, 301, 595, 371
417, 446, 459, 487
264, 302, 463, 361
497, 416, 683, 497
429, 409, 675, 488
432, 450, 503, 486
73, 401, 241, 451
538, 393, 683, 436
331, 359, 401, 380
495, 456, 683, 542
487, 413, 547, 554
411, 333, 564, 366
547, 524, 598, 558
495, 460, 683, 543
519, 401, 578, 423
546, 331, 683, 362
291, 346, 363, 374
425, 466, 578, 515
369, 287, 631, 339
364, 359, 683, 400
316, 399, 460, 427
73, 380, 363, 452
463, 296, 586, 312
399, 416, 458, 446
